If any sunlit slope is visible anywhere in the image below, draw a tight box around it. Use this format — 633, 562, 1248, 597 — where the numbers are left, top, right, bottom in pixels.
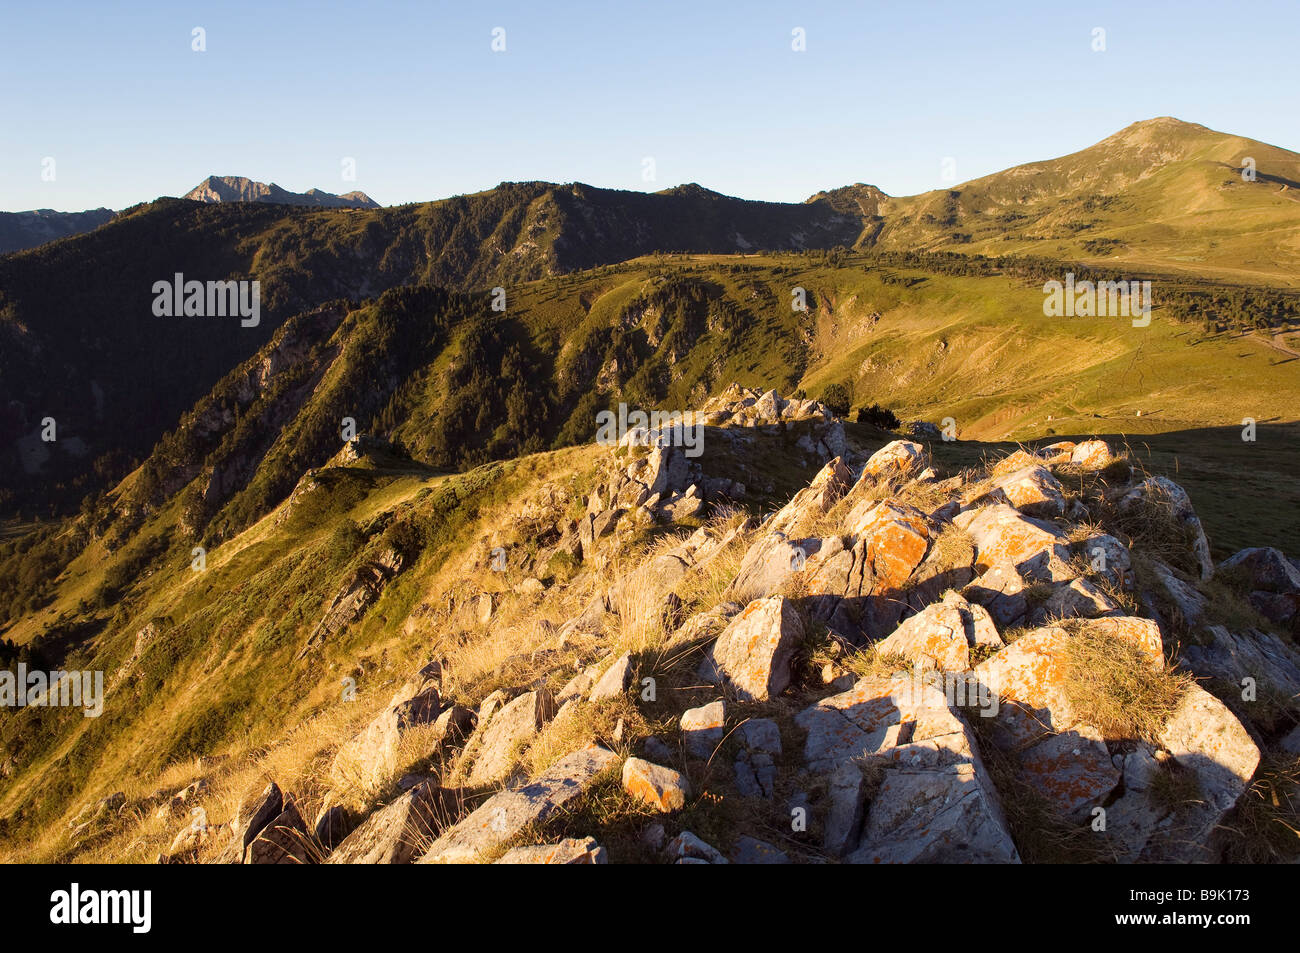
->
870, 118, 1300, 286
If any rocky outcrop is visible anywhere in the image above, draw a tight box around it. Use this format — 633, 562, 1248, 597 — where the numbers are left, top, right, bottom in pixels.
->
298, 548, 405, 658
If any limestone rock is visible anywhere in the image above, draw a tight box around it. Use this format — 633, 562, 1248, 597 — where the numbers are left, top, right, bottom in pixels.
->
1070, 440, 1114, 469
467, 689, 558, 785
953, 503, 1072, 582
795, 674, 1019, 863
860, 440, 928, 481
1117, 476, 1213, 580
1036, 576, 1122, 622
731, 835, 790, 864
247, 801, 313, 865
991, 464, 1067, 519
331, 679, 442, 793
765, 456, 853, 538
680, 700, 725, 758
622, 757, 690, 813
589, 652, 634, 702
419, 744, 619, 863
700, 596, 804, 701
963, 560, 1029, 628
327, 781, 446, 864
228, 781, 283, 862
734, 716, 780, 799
666, 830, 729, 864
496, 837, 608, 864
874, 600, 972, 673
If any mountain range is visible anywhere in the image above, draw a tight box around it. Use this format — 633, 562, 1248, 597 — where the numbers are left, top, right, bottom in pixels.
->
1, 117, 1298, 866
181, 175, 380, 209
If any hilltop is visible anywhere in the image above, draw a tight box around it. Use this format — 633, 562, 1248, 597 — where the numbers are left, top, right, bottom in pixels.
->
866, 118, 1300, 285
0, 388, 1296, 864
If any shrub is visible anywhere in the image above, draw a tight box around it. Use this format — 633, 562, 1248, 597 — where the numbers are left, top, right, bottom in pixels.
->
821, 382, 852, 417
856, 404, 900, 429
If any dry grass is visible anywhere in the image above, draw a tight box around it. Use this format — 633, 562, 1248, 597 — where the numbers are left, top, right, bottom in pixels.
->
841, 645, 911, 681
925, 524, 975, 574
1216, 754, 1300, 863
1060, 620, 1194, 743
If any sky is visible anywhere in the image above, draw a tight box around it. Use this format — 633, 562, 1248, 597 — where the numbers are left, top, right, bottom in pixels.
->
2, 0, 1298, 212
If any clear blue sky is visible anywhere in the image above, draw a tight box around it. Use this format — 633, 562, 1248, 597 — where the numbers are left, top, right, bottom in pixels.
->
2, 0, 1298, 212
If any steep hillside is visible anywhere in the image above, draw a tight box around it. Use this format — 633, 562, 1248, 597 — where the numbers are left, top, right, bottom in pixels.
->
1, 398, 1295, 865
6, 250, 1300, 642
0, 185, 859, 516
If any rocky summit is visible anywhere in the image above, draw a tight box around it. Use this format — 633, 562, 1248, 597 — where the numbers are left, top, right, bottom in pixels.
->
16, 385, 1295, 867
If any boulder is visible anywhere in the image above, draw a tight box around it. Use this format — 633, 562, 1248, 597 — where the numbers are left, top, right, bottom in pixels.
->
327, 781, 447, 864
680, 700, 725, 758
589, 652, 634, 702
313, 805, 353, 852
963, 560, 1029, 628
467, 689, 558, 785
1015, 724, 1119, 821
1181, 625, 1300, 702
971, 618, 1165, 818
558, 665, 603, 703
794, 674, 1019, 863
734, 717, 781, 799
806, 499, 931, 641
1142, 684, 1261, 862
991, 449, 1045, 477
1116, 477, 1213, 580
991, 465, 1067, 519
666, 831, 729, 864
331, 679, 442, 793
765, 457, 854, 538
247, 801, 313, 865
1070, 440, 1114, 469
1035, 576, 1122, 622
730, 835, 790, 864
226, 781, 283, 862
700, 596, 804, 701
1079, 533, 1132, 588
418, 744, 620, 863
860, 440, 928, 481
823, 761, 868, 856
496, 837, 608, 864
874, 599, 977, 673
1219, 546, 1300, 594
727, 533, 833, 602
621, 758, 690, 813
953, 503, 1072, 582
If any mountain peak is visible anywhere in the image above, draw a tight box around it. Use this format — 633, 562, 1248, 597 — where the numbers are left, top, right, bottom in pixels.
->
182, 175, 379, 209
